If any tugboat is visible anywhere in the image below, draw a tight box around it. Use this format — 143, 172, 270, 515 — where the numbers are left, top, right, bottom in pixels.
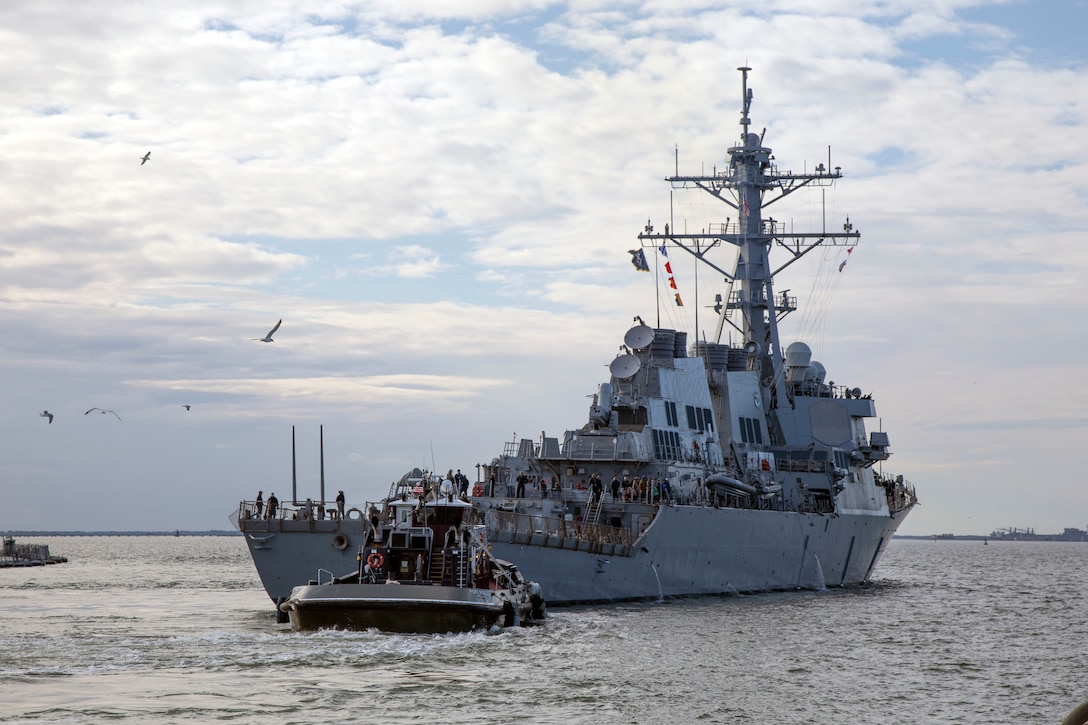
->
238, 66, 918, 610
279, 472, 545, 633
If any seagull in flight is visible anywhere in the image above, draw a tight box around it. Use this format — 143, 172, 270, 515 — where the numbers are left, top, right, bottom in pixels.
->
85, 407, 122, 421
182, 405, 191, 411
40, 411, 53, 424
140, 151, 151, 165
252, 319, 282, 342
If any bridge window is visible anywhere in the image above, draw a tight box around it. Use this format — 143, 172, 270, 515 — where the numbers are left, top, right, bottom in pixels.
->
738, 416, 763, 444
665, 401, 678, 427
687, 405, 715, 432
652, 428, 682, 460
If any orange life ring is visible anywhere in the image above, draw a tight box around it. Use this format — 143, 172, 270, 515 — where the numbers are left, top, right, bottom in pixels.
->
472, 484, 483, 497
367, 552, 384, 569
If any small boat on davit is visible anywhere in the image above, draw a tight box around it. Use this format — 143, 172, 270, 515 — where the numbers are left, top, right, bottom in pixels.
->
279, 480, 545, 633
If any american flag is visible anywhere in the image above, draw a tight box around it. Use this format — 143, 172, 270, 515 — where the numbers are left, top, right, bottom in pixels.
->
742, 196, 750, 217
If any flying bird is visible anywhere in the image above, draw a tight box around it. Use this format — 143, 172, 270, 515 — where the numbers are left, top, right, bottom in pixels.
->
40, 411, 53, 424
85, 407, 122, 421
140, 151, 151, 165
182, 405, 191, 411
252, 319, 282, 342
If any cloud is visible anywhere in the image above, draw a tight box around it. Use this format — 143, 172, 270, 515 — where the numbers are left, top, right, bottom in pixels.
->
1, 1, 1086, 536
388, 245, 447, 279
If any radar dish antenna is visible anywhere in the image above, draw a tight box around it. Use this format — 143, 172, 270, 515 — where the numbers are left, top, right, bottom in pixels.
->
609, 354, 642, 380
624, 325, 655, 351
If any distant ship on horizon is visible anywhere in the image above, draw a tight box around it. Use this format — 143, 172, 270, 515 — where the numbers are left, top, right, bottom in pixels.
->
987, 527, 1088, 542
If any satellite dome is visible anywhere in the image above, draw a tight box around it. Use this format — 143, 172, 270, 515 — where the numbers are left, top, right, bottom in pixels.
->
785, 342, 812, 368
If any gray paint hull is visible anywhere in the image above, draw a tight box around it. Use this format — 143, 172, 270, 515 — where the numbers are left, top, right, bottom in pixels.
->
241, 504, 906, 605
486, 506, 905, 603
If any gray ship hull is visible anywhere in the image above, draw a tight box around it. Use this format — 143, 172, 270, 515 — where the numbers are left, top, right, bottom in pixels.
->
240, 503, 906, 605
486, 505, 907, 603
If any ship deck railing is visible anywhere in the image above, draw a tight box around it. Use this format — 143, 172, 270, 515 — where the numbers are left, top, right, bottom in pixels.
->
774, 458, 835, 474
236, 500, 360, 532
531, 437, 652, 462
479, 483, 804, 516
487, 509, 636, 555
483, 486, 704, 508
874, 475, 918, 515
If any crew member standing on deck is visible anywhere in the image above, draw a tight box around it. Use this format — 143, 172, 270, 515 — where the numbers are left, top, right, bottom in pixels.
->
254, 490, 264, 518
591, 475, 603, 503
336, 490, 345, 519
266, 492, 278, 519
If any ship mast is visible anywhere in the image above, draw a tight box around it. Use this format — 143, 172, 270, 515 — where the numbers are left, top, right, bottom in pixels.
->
638, 66, 859, 420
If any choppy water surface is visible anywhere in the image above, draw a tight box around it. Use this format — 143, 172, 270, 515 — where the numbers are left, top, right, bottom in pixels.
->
1, 536, 1085, 724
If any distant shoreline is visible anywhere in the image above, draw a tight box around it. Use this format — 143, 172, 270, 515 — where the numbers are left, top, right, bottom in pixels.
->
892, 531, 987, 535
6, 531, 1086, 541
895, 534, 1088, 542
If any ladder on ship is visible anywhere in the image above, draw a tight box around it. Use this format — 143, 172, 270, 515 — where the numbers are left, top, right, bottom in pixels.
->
432, 548, 472, 586
428, 552, 444, 583
585, 497, 604, 526
452, 549, 471, 587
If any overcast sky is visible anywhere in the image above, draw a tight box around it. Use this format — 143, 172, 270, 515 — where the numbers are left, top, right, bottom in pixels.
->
2, 1, 1085, 536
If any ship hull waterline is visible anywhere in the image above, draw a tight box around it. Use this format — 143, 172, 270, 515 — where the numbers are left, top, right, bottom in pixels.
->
242, 503, 907, 606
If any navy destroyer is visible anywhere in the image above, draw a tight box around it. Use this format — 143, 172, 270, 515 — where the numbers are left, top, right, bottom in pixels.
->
237, 67, 917, 612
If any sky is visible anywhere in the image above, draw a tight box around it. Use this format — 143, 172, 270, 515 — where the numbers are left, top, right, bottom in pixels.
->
2, 0, 1086, 536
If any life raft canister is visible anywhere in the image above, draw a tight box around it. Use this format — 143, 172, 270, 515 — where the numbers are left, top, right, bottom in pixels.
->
367, 552, 385, 569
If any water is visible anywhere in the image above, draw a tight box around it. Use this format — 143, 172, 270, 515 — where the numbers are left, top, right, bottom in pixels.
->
1, 537, 1085, 724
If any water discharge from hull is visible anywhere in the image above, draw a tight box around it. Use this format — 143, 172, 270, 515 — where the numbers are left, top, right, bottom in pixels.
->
813, 553, 827, 591
650, 563, 663, 603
